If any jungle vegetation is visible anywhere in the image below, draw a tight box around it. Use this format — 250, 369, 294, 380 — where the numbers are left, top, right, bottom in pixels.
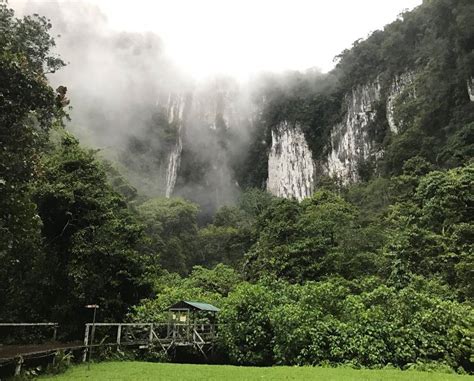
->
0, 0, 472, 373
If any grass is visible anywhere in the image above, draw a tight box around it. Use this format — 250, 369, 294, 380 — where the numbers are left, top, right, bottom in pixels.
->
38, 361, 473, 381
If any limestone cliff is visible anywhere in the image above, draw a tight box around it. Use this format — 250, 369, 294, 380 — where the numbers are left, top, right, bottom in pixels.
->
164, 93, 187, 197
325, 79, 382, 183
159, 73, 418, 202
168, 79, 252, 213
468, 77, 474, 102
264, 72, 415, 198
267, 121, 315, 201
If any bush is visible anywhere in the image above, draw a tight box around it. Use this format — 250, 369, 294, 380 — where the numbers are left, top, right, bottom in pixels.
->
218, 282, 277, 365
218, 278, 474, 371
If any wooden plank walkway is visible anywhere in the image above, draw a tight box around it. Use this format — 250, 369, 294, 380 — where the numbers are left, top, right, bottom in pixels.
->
0, 321, 219, 363
0, 342, 83, 362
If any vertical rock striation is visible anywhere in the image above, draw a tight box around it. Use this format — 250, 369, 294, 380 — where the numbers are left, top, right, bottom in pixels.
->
164, 93, 187, 197
468, 77, 474, 102
171, 79, 251, 211
267, 121, 315, 201
264, 72, 416, 199
326, 80, 381, 183
325, 72, 415, 184
163, 73, 417, 202
386, 72, 415, 133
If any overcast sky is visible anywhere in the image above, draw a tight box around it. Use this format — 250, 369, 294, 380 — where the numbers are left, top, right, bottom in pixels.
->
12, 0, 422, 80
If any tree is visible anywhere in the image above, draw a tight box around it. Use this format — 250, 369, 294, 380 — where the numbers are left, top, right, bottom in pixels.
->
185, 264, 242, 297
245, 191, 380, 282
197, 225, 249, 268
32, 133, 151, 335
244, 197, 301, 280
137, 197, 199, 274
196, 202, 257, 269
0, 2, 65, 321
384, 164, 474, 298
218, 282, 276, 365
129, 265, 238, 323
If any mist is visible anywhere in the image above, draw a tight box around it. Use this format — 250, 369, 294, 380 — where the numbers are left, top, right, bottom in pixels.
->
13, 0, 258, 217
22, 1, 184, 144
11, 0, 421, 217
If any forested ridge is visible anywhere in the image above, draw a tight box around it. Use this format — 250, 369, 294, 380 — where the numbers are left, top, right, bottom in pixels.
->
0, 0, 473, 373
237, 0, 474, 188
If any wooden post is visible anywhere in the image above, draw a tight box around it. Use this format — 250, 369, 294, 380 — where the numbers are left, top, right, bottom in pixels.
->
116, 324, 122, 346
186, 310, 190, 343
167, 311, 172, 339
84, 304, 99, 369
15, 356, 24, 376
148, 324, 153, 346
52, 324, 58, 341
82, 324, 89, 362
88, 308, 97, 369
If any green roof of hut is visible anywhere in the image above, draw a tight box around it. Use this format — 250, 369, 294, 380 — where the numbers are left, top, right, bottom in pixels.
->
168, 300, 220, 312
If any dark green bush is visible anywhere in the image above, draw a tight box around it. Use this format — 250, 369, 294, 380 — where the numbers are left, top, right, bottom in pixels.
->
218, 278, 473, 371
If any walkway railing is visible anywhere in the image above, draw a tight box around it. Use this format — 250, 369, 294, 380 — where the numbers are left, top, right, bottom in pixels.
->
82, 322, 219, 360
0, 323, 59, 341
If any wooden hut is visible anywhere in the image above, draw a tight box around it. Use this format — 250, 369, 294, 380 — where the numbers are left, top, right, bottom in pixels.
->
166, 301, 219, 352
168, 301, 219, 322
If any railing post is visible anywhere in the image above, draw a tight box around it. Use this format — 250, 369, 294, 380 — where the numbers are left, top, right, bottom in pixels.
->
82, 324, 89, 362
14, 356, 23, 376
52, 324, 58, 341
148, 324, 153, 346
116, 324, 122, 346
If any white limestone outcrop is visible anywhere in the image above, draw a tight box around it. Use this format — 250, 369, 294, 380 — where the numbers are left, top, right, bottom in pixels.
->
164, 93, 187, 197
267, 121, 315, 201
467, 77, 474, 102
387, 72, 415, 133
325, 72, 415, 184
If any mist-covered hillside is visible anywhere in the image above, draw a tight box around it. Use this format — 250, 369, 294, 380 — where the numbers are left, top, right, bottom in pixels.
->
1, 0, 473, 375
22, 0, 473, 220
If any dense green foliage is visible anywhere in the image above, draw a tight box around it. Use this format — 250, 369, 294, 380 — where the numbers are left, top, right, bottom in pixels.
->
384, 165, 473, 298
219, 278, 472, 370
133, 190, 271, 274
1, 0, 472, 375
130, 264, 241, 322
133, 164, 473, 371
137, 197, 200, 274
0, 3, 152, 335
0, 0, 64, 322
245, 190, 383, 282
195, 189, 273, 268
32, 133, 152, 334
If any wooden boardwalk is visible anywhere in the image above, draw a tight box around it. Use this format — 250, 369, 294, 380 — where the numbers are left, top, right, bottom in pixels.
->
0, 342, 83, 362
0, 320, 219, 376
83, 322, 218, 359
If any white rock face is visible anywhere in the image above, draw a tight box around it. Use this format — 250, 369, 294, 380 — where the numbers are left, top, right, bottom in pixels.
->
166, 93, 187, 125
164, 93, 187, 197
267, 121, 315, 201
163, 73, 418, 200
165, 141, 182, 197
164, 79, 251, 206
387, 72, 415, 133
468, 77, 474, 102
326, 80, 381, 183
326, 72, 415, 184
